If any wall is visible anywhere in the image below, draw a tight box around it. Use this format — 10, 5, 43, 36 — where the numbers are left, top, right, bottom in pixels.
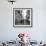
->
0, 0, 46, 42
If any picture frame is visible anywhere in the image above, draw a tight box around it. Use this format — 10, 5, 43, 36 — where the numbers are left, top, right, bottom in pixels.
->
13, 8, 33, 28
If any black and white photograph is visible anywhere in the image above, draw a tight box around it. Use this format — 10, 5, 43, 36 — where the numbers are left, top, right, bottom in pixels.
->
13, 8, 32, 27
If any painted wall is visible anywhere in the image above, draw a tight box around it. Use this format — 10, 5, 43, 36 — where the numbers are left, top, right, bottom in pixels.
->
0, 0, 46, 42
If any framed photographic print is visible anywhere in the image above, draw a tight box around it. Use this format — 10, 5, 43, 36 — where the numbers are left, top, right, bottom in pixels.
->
13, 8, 33, 27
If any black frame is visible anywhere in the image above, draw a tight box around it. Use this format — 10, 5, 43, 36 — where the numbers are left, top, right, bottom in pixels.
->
13, 8, 33, 28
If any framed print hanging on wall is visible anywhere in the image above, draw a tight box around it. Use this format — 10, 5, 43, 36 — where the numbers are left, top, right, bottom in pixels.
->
13, 8, 33, 27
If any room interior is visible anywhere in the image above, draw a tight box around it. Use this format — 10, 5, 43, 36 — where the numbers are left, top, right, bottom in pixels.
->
0, 0, 46, 46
